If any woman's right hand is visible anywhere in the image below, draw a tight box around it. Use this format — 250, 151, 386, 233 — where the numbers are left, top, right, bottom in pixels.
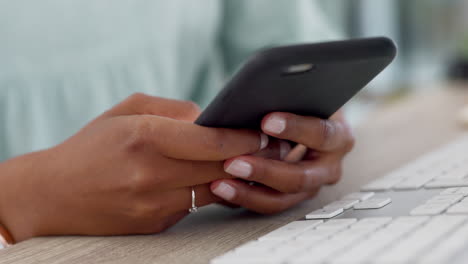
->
0, 93, 266, 242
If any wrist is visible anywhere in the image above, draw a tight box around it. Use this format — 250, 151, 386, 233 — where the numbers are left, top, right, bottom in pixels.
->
0, 149, 51, 242
0, 158, 16, 243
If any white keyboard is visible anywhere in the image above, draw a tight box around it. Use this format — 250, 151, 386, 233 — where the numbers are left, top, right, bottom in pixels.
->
211, 135, 468, 264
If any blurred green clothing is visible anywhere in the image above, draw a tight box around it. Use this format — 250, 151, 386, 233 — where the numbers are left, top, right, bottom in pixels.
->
0, 0, 336, 160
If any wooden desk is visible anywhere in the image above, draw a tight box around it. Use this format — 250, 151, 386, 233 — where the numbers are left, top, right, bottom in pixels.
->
2, 86, 468, 264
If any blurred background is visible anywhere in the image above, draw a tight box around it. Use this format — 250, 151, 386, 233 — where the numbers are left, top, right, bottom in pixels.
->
317, 0, 468, 123
3, 0, 468, 159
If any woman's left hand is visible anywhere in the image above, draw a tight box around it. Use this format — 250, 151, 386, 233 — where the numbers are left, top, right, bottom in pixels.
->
210, 111, 355, 214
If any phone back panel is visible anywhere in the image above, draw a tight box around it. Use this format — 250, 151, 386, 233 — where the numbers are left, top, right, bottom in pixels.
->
196, 37, 396, 129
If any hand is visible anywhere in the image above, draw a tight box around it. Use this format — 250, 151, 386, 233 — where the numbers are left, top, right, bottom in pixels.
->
211, 111, 354, 214
0, 93, 267, 242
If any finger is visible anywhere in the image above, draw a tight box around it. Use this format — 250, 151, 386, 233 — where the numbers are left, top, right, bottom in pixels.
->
251, 138, 290, 160
125, 185, 218, 234
283, 144, 308, 163
153, 159, 230, 189
128, 115, 268, 161
223, 156, 339, 193
261, 112, 354, 152
161, 184, 222, 214
138, 153, 340, 190
210, 179, 316, 215
104, 93, 201, 121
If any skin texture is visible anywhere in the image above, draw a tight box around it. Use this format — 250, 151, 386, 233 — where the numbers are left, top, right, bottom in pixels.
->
211, 111, 354, 214
0, 93, 354, 242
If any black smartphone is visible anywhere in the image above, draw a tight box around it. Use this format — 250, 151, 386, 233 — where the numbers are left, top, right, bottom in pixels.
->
195, 37, 396, 129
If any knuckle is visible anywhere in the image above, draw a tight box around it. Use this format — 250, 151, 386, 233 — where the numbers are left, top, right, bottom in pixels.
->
203, 129, 228, 154
128, 173, 152, 194
287, 173, 307, 193
227, 185, 247, 205
278, 114, 295, 136
124, 117, 153, 153
318, 120, 336, 149
251, 161, 266, 183
285, 171, 305, 193
127, 92, 149, 104
128, 170, 156, 193
181, 100, 202, 116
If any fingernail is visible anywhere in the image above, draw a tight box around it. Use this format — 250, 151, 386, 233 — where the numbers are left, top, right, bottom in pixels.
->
260, 133, 269, 150
212, 182, 236, 201
264, 115, 286, 134
225, 159, 252, 178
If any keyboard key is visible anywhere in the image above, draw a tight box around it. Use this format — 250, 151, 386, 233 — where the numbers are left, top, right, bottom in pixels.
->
426, 194, 464, 205
330, 218, 425, 264
354, 198, 392, 210
434, 167, 468, 180
425, 179, 468, 188
440, 187, 459, 195
316, 219, 357, 230
211, 137, 468, 264
379, 171, 408, 180
329, 238, 388, 264
361, 179, 402, 191
269, 241, 310, 260
295, 228, 342, 241
290, 238, 361, 264
395, 215, 430, 223
386, 216, 430, 230
334, 230, 373, 242
417, 221, 468, 263
350, 217, 393, 230
323, 199, 359, 210
221, 240, 304, 263
331, 235, 400, 264
393, 177, 433, 190
211, 241, 283, 263
305, 208, 343, 220
383, 216, 430, 236
258, 220, 323, 241
447, 202, 468, 214
211, 251, 285, 264
410, 203, 451, 216
373, 215, 468, 263
233, 240, 280, 254
456, 187, 468, 196
342, 192, 375, 201
330, 227, 374, 241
